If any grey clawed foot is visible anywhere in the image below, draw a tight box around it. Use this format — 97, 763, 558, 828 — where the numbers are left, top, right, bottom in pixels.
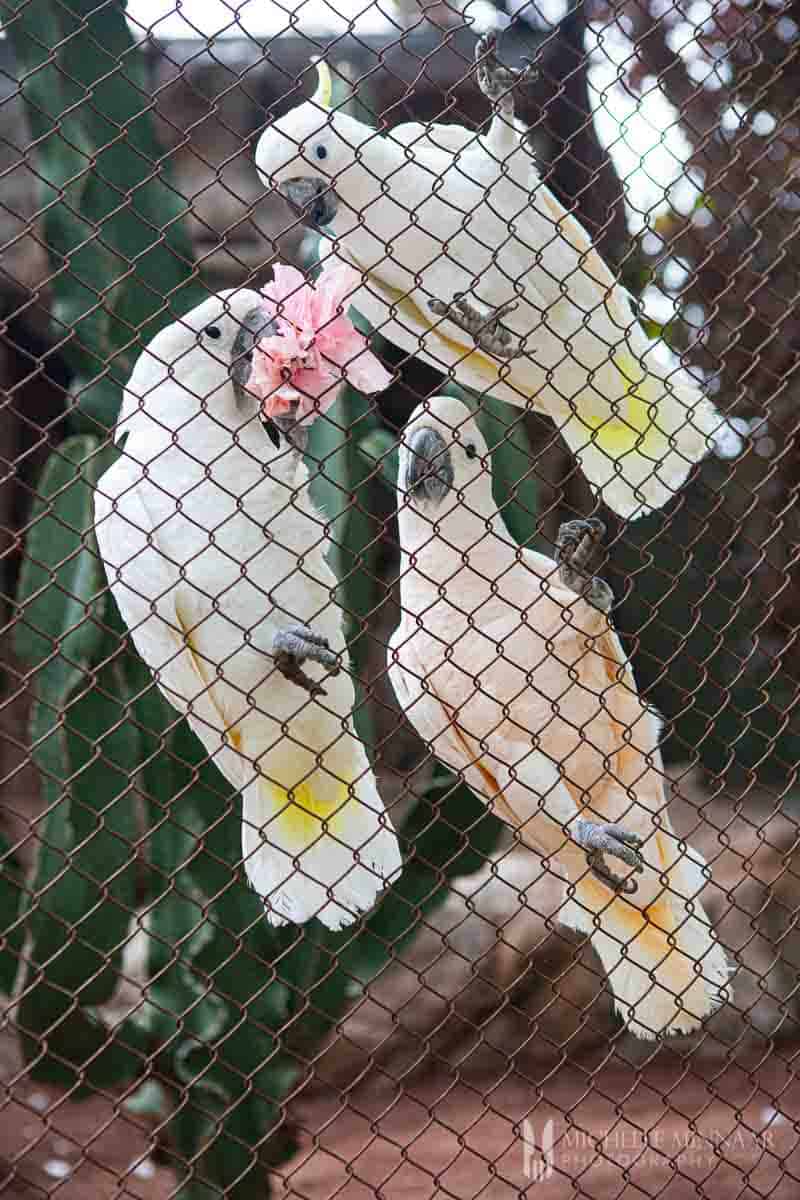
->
556, 517, 606, 580
475, 32, 537, 113
584, 575, 614, 614
273, 625, 339, 697
573, 819, 644, 894
428, 295, 521, 360
556, 518, 614, 613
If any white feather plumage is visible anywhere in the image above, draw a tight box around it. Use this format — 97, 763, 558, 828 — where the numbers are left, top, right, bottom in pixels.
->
94, 291, 401, 929
256, 81, 719, 519
388, 395, 730, 1038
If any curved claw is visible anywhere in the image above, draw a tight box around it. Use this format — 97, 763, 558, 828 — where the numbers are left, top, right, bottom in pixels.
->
274, 652, 326, 698
272, 624, 340, 697
588, 851, 641, 895
475, 31, 538, 104
273, 625, 338, 670
587, 577, 614, 614
557, 518, 613, 610
490, 299, 518, 324
557, 518, 607, 567
428, 296, 522, 360
476, 31, 498, 62
573, 820, 645, 895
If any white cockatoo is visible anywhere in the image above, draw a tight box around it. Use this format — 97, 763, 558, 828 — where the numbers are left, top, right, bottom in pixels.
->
388, 394, 730, 1038
94, 290, 401, 930
254, 36, 719, 520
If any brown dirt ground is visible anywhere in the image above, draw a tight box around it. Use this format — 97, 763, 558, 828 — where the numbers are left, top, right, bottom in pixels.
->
2, 1024, 800, 1200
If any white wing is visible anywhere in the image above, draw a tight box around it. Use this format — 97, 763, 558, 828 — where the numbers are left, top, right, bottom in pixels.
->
388, 120, 478, 158
94, 455, 246, 788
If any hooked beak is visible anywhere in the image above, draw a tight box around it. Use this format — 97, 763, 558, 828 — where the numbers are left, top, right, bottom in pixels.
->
404, 426, 453, 505
279, 176, 339, 227
272, 397, 309, 456
231, 305, 283, 449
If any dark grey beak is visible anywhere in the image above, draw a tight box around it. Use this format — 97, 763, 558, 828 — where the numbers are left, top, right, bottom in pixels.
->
231, 305, 283, 448
232, 305, 275, 399
404, 426, 453, 504
273, 403, 309, 456
279, 176, 339, 227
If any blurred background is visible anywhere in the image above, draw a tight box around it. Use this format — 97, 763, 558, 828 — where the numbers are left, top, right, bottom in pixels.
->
2, 1, 800, 1196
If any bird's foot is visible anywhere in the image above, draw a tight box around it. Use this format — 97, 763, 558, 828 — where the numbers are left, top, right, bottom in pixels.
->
273, 625, 339, 697
428, 295, 521, 360
556, 518, 614, 613
475, 32, 536, 115
573, 819, 644, 894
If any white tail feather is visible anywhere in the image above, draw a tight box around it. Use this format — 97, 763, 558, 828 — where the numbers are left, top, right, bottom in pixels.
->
241, 777, 402, 931
561, 843, 730, 1038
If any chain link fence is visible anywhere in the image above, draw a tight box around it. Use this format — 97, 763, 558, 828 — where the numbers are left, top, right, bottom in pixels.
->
2, 1, 800, 1196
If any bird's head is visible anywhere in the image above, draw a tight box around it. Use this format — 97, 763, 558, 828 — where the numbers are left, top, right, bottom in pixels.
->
398, 395, 494, 521
255, 60, 377, 232
119, 289, 298, 453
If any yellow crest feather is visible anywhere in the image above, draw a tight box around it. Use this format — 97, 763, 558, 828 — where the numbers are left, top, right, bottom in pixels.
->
311, 57, 332, 110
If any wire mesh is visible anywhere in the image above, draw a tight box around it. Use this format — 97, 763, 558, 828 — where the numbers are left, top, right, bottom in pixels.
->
1, 1, 800, 1197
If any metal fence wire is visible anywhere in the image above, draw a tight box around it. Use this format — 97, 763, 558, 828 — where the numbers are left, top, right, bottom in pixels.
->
2, 0, 800, 1197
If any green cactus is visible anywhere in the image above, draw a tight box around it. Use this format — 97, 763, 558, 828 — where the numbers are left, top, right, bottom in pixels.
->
6, 0, 204, 432
8, 17, 515, 1194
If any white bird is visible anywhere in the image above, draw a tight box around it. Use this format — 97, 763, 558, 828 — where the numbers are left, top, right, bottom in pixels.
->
254, 37, 719, 520
94, 290, 402, 929
388, 394, 730, 1037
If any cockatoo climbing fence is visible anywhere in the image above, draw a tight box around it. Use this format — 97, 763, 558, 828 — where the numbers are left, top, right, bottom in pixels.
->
1, 2, 800, 1197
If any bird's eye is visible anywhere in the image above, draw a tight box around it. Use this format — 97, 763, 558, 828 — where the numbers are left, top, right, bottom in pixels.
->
315, 145, 328, 160
464, 443, 478, 460
205, 325, 222, 340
